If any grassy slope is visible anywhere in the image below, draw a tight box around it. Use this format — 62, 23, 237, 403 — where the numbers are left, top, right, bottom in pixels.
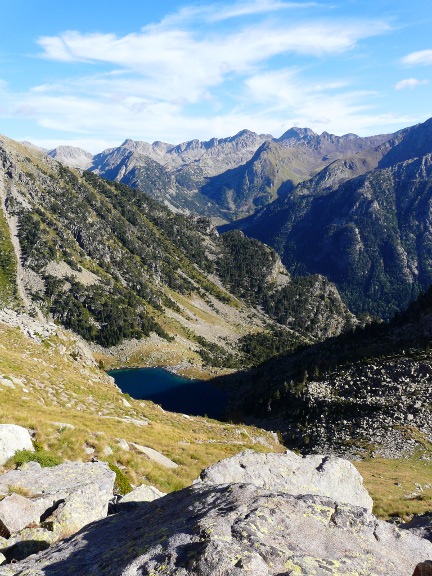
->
0, 321, 282, 492
355, 456, 432, 520
2, 322, 431, 520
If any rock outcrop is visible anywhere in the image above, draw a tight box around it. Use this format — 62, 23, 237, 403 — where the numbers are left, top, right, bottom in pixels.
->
0, 461, 115, 563
0, 482, 430, 575
195, 449, 373, 512
0, 451, 430, 574
0, 425, 33, 466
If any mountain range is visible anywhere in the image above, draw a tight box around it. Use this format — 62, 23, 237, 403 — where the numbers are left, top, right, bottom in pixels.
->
225, 118, 432, 319
41, 126, 391, 223
0, 134, 355, 374
39, 117, 432, 321
1, 117, 432, 569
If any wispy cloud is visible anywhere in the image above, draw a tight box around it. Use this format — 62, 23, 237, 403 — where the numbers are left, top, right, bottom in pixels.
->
395, 78, 428, 90
0, 0, 399, 148
159, 0, 319, 25
203, 1, 319, 22
401, 49, 432, 66
36, 16, 389, 107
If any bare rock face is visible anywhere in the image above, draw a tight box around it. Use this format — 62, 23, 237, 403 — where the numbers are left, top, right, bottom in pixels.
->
0, 425, 34, 466
194, 449, 373, 512
0, 483, 429, 576
0, 494, 43, 537
0, 461, 115, 563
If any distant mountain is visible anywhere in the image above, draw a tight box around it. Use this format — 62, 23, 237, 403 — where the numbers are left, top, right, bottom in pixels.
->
0, 133, 355, 372
46, 127, 391, 222
278, 126, 391, 154
48, 145, 93, 170
89, 130, 272, 221
226, 118, 432, 319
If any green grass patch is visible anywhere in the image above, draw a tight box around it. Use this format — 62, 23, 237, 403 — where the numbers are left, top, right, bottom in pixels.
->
8, 448, 63, 468
109, 463, 132, 495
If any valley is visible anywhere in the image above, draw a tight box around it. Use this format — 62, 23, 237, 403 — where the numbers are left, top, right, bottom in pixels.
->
1, 118, 432, 572
3, 1, 432, 571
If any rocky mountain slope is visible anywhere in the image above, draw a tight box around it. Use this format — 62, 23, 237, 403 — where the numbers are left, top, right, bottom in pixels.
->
48, 146, 93, 170
0, 134, 355, 374
227, 117, 432, 319
219, 280, 432, 468
87, 130, 272, 221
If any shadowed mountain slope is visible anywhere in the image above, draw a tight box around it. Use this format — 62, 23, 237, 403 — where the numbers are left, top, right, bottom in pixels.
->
225, 118, 432, 319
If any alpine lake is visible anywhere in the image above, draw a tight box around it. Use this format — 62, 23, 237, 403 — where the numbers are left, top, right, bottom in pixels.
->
108, 367, 228, 419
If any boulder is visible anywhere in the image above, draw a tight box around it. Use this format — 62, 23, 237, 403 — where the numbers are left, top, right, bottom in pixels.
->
0, 494, 44, 537
130, 443, 178, 469
0, 425, 33, 465
0, 461, 115, 537
118, 484, 165, 511
0, 483, 430, 575
195, 449, 373, 511
0, 527, 56, 563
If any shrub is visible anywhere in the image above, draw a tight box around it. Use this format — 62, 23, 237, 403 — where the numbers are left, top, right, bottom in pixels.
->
9, 449, 62, 468
109, 463, 132, 495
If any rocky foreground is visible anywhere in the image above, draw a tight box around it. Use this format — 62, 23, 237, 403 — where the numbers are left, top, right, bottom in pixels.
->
0, 438, 431, 575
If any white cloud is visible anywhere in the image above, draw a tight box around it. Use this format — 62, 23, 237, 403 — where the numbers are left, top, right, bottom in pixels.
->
401, 49, 432, 66
395, 78, 428, 90
242, 67, 409, 137
35, 17, 389, 108
0, 1, 399, 148
205, 1, 319, 22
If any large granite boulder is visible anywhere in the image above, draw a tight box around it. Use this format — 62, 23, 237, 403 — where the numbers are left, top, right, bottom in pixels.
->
0, 494, 47, 537
0, 461, 115, 562
0, 482, 430, 575
0, 425, 33, 466
195, 449, 373, 512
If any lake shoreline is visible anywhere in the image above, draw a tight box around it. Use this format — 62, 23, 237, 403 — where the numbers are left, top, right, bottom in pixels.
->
109, 366, 229, 419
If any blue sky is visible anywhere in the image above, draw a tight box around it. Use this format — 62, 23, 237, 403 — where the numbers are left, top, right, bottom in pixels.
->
0, 0, 431, 152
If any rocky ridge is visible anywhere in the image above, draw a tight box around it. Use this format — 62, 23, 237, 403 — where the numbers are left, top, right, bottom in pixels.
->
46, 126, 392, 222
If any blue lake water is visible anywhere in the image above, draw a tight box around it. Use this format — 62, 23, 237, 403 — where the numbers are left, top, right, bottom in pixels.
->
108, 367, 228, 419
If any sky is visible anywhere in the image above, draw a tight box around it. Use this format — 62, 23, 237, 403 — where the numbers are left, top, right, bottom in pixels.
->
0, 0, 432, 152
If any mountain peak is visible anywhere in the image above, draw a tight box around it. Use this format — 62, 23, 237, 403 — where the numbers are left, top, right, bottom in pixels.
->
48, 145, 93, 170
278, 127, 317, 141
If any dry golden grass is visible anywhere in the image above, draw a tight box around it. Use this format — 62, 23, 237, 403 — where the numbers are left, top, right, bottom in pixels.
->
0, 322, 282, 493
354, 457, 432, 520
2, 321, 431, 520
